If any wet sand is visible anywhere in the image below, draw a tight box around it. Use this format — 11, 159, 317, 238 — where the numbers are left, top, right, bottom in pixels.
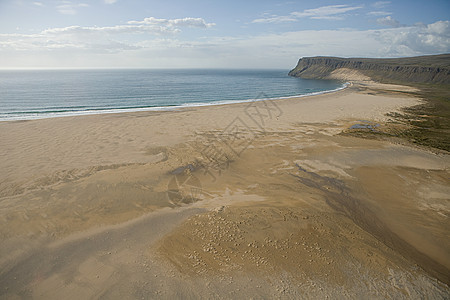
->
0, 82, 449, 298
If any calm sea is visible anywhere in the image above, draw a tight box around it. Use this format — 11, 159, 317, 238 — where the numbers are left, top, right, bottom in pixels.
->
0, 69, 344, 121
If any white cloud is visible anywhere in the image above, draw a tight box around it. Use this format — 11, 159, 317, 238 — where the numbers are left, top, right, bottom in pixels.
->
292, 5, 363, 19
0, 16, 215, 54
128, 17, 215, 28
244, 22, 449, 60
367, 11, 391, 16
1, 18, 449, 69
252, 5, 363, 23
372, 1, 391, 9
104, 0, 117, 4
127, 22, 449, 68
377, 16, 402, 28
33, 2, 44, 6
57, 2, 89, 15
252, 15, 297, 24
40, 24, 180, 35
427, 20, 450, 36
372, 21, 450, 56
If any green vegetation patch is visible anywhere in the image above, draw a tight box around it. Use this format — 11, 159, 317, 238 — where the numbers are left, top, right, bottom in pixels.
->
342, 83, 450, 152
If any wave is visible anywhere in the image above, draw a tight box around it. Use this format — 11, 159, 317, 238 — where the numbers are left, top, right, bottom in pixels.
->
0, 83, 349, 122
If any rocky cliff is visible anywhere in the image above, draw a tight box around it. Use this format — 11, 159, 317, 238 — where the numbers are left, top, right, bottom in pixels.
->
288, 54, 450, 84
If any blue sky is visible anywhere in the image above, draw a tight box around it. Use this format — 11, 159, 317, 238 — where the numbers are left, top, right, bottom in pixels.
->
0, 0, 449, 69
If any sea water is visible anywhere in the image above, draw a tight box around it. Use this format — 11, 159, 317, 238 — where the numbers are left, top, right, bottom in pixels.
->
0, 69, 345, 121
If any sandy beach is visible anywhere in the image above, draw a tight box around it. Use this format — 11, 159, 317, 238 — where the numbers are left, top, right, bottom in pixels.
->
0, 81, 449, 298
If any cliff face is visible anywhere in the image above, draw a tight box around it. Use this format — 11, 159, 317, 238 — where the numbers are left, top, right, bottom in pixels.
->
288, 54, 450, 84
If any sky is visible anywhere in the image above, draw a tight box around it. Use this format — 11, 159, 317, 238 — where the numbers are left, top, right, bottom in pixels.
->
0, 0, 449, 69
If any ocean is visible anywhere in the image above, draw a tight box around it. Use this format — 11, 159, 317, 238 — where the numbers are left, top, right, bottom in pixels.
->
0, 69, 345, 121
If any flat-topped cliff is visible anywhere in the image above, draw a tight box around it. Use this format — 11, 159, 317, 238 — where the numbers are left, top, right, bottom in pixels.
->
288, 54, 450, 84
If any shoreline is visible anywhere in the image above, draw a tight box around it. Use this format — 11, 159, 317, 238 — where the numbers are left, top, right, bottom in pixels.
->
0, 82, 349, 122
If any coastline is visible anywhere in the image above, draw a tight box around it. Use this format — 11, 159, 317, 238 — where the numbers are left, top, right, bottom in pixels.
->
0, 81, 349, 122
0, 81, 419, 182
1, 80, 449, 298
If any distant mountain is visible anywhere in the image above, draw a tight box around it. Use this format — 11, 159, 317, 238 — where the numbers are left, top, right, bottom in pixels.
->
288, 54, 450, 84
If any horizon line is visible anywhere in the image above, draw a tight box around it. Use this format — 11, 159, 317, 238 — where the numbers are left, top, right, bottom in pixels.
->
0, 67, 293, 71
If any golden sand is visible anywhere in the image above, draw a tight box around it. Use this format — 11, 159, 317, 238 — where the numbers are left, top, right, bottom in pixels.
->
0, 82, 449, 298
